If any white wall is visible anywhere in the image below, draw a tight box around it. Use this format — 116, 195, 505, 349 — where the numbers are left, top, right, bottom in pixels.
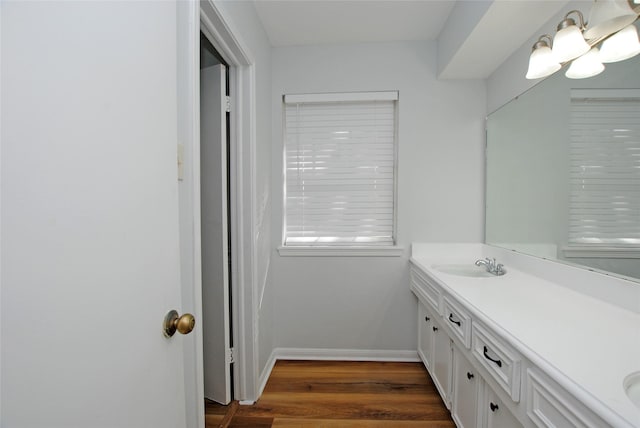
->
486, 74, 568, 254
211, 0, 274, 395
270, 41, 486, 353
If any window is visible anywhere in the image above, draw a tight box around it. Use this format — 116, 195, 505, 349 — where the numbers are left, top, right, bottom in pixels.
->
565, 89, 640, 257
282, 92, 398, 251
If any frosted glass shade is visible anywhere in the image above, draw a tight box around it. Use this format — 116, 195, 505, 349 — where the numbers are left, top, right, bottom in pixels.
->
599, 24, 640, 63
584, 0, 638, 40
526, 46, 561, 79
553, 25, 591, 63
565, 48, 605, 79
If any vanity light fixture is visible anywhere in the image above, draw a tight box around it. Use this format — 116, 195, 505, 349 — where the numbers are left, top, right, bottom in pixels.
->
525, 0, 640, 80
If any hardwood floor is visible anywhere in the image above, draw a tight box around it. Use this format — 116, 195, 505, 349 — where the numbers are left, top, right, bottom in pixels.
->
205, 360, 455, 428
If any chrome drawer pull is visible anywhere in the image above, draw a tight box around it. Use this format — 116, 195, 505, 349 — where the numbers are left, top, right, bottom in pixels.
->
448, 313, 461, 326
483, 345, 503, 367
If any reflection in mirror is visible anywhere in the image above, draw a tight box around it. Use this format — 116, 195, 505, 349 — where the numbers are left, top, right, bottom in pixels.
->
486, 49, 640, 283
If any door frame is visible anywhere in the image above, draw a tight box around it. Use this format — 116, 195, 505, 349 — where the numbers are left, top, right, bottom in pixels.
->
178, 1, 260, 424
199, 2, 260, 402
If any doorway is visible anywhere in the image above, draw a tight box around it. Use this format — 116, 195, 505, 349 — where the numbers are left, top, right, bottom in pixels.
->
200, 31, 233, 405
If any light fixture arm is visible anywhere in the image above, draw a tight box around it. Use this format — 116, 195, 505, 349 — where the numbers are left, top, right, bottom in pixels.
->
532, 34, 555, 50
558, 10, 586, 31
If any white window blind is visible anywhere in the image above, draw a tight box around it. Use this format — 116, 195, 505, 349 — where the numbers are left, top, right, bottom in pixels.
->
283, 92, 398, 246
568, 89, 640, 248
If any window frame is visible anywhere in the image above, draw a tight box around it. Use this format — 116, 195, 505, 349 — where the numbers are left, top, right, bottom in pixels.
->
279, 91, 402, 257
562, 88, 640, 260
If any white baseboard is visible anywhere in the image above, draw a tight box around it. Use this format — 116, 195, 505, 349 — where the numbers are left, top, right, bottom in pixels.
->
257, 350, 278, 398
274, 347, 420, 362
256, 347, 420, 398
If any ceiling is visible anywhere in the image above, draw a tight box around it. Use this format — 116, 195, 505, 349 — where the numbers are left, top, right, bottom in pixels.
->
253, 0, 571, 79
253, 1, 456, 46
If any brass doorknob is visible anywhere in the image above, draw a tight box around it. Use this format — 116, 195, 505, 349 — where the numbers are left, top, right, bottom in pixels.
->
163, 310, 195, 338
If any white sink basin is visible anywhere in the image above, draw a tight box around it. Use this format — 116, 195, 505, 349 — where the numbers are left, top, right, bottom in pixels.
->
432, 264, 496, 278
624, 371, 640, 409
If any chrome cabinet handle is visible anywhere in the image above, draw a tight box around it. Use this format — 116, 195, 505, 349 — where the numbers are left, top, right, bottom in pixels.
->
483, 346, 502, 367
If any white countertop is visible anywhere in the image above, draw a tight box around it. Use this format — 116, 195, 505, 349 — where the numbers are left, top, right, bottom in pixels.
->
410, 243, 640, 428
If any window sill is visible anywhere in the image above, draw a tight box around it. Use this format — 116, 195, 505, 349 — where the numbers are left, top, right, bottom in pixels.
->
277, 246, 405, 257
561, 246, 640, 259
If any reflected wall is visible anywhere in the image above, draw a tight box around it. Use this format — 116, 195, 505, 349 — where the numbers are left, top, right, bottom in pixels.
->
486, 51, 640, 282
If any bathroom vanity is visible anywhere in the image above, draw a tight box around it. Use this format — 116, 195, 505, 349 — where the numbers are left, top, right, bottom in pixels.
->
409, 243, 640, 428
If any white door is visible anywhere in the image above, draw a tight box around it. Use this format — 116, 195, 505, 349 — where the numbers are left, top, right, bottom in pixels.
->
1, 2, 194, 426
200, 64, 232, 404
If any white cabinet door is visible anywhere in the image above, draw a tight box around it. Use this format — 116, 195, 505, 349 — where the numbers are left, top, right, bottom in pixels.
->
452, 345, 479, 428
1, 2, 194, 427
481, 383, 523, 428
431, 317, 452, 409
418, 302, 435, 370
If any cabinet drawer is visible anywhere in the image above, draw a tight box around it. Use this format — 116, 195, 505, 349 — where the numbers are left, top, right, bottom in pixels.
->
526, 369, 608, 428
443, 295, 472, 348
471, 323, 521, 402
410, 265, 441, 314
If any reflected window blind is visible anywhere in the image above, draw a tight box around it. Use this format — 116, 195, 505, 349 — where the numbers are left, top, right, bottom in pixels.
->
283, 92, 398, 246
569, 89, 640, 247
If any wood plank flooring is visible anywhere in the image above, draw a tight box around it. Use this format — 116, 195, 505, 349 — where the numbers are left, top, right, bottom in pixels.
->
205, 360, 455, 428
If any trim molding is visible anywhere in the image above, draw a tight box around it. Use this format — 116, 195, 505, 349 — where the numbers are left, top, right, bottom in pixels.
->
258, 255, 271, 311
562, 246, 640, 259
274, 347, 419, 362
200, 0, 259, 404
258, 350, 278, 398
277, 246, 405, 257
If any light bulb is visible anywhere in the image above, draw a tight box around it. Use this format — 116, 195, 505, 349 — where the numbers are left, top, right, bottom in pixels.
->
565, 48, 605, 79
553, 20, 591, 63
526, 44, 561, 79
599, 24, 640, 63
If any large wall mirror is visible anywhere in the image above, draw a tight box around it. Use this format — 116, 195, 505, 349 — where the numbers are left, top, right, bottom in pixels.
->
486, 47, 640, 283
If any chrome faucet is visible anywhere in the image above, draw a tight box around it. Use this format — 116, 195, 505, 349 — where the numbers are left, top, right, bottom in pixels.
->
475, 258, 506, 276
